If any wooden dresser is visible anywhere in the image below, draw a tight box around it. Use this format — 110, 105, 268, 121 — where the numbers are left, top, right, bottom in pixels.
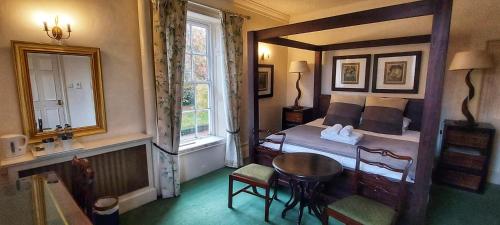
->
282, 106, 314, 130
435, 120, 495, 192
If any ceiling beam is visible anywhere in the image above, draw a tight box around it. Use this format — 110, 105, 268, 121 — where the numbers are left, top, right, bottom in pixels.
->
260, 37, 321, 51
320, 35, 431, 51
255, 1, 434, 40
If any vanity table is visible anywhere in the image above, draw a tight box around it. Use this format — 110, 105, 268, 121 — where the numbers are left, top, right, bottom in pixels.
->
1, 41, 158, 214
0, 133, 155, 214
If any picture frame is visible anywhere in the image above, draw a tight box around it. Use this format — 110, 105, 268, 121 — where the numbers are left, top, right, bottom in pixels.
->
258, 64, 274, 98
332, 54, 371, 92
372, 51, 422, 93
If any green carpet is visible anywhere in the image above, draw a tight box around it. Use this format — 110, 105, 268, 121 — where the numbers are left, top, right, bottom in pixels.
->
120, 168, 500, 225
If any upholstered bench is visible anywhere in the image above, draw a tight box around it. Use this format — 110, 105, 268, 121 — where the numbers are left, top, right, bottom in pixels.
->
228, 163, 278, 222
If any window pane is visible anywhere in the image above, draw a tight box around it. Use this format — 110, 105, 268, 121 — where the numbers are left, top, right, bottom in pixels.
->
181, 111, 195, 140
191, 25, 207, 54
196, 110, 210, 138
182, 84, 194, 110
195, 84, 209, 109
184, 54, 192, 82
185, 25, 191, 52
193, 55, 208, 81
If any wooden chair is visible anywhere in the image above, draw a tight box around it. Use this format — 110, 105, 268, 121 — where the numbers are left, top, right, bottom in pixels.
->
323, 146, 413, 225
71, 156, 95, 219
227, 130, 285, 222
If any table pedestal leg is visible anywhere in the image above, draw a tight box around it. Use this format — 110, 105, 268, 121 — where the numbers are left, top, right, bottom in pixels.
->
281, 179, 326, 225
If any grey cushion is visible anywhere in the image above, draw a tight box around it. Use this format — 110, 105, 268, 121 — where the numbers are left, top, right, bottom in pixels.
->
323, 102, 363, 127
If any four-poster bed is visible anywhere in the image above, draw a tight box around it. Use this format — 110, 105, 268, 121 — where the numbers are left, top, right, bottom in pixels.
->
247, 0, 453, 224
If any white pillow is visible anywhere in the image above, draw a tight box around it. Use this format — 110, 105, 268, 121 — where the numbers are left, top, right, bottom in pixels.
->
403, 117, 412, 132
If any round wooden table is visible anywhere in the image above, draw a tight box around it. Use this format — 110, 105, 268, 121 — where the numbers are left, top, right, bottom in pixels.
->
273, 152, 342, 225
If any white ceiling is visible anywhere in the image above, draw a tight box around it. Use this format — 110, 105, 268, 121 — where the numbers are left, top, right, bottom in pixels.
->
247, 0, 358, 16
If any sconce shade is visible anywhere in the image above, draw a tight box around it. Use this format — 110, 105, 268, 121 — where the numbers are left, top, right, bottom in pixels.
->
289, 61, 309, 73
449, 50, 494, 71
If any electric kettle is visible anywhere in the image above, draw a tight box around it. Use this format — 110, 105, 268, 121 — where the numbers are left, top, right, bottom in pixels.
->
0, 134, 28, 160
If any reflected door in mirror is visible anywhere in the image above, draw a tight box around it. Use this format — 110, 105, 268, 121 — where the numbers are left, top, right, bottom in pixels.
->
28, 53, 96, 132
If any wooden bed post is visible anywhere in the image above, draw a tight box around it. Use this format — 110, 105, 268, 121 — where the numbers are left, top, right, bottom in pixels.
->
313, 51, 322, 117
247, 31, 259, 163
414, 0, 453, 224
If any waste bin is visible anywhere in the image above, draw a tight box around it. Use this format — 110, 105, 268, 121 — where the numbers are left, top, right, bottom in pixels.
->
93, 196, 119, 225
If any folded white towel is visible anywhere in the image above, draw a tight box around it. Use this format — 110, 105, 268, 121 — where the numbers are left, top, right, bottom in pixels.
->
339, 125, 354, 137
320, 124, 342, 137
321, 131, 363, 145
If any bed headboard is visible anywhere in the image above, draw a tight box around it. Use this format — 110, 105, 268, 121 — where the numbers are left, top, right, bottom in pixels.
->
318, 94, 424, 131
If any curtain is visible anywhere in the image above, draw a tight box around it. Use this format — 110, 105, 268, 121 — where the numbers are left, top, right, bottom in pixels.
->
221, 12, 245, 168
151, 0, 187, 198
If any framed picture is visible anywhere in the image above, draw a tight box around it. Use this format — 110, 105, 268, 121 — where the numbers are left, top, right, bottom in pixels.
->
332, 54, 371, 92
372, 51, 422, 93
258, 64, 274, 98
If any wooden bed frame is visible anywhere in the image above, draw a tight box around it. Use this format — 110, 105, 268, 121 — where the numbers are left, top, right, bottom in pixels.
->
247, 1, 453, 224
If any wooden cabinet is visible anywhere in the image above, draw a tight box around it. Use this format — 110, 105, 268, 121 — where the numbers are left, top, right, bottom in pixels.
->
434, 120, 495, 192
282, 107, 314, 130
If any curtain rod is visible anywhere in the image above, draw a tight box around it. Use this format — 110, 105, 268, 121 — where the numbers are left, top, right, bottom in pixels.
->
189, 1, 251, 20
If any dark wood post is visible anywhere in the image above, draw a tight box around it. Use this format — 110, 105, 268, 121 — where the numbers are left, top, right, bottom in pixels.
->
247, 31, 259, 163
414, 0, 453, 224
313, 51, 322, 117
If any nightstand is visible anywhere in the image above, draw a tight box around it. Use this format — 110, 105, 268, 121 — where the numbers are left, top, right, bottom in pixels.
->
434, 120, 495, 192
282, 106, 314, 130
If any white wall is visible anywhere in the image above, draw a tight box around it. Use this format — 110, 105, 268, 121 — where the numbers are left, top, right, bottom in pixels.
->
0, 0, 146, 142
258, 43, 288, 132
179, 142, 226, 182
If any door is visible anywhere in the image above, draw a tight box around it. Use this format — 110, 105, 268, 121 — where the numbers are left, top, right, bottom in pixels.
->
478, 40, 500, 183
28, 53, 67, 131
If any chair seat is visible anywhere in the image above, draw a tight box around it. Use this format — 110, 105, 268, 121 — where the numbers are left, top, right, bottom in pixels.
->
232, 163, 275, 184
328, 195, 396, 225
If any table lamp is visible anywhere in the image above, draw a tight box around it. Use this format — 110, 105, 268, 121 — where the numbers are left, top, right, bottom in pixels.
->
449, 50, 494, 126
289, 61, 309, 109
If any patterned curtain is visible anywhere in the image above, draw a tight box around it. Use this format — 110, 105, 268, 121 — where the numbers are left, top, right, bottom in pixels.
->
221, 12, 245, 168
151, 0, 187, 198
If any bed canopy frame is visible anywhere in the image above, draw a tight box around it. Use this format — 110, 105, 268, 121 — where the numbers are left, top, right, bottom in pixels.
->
246, 0, 452, 224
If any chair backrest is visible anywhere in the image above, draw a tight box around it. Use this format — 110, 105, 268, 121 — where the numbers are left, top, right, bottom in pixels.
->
258, 129, 286, 152
354, 146, 413, 214
71, 156, 95, 218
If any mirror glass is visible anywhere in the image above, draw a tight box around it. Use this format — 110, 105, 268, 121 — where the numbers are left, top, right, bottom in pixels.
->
27, 53, 96, 132
12, 41, 106, 142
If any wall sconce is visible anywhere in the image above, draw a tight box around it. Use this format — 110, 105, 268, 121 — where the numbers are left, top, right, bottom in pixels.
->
43, 16, 72, 41
259, 46, 270, 60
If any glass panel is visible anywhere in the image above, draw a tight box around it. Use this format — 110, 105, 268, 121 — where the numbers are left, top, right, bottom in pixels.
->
181, 111, 195, 140
195, 84, 209, 109
196, 110, 210, 138
182, 84, 194, 111
193, 55, 208, 81
185, 25, 191, 52
191, 25, 207, 54
184, 54, 192, 82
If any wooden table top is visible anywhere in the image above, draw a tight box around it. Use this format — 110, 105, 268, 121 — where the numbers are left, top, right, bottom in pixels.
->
272, 152, 343, 182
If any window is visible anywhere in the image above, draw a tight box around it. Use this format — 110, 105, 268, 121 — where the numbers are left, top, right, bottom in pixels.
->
181, 20, 214, 142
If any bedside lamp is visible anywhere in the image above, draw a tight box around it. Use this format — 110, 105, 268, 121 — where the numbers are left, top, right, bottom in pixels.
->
289, 61, 309, 109
449, 50, 494, 126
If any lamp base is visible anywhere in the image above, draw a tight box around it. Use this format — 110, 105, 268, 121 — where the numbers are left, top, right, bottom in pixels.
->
453, 120, 479, 127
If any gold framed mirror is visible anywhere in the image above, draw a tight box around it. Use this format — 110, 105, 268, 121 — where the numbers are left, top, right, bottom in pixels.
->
12, 41, 106, 143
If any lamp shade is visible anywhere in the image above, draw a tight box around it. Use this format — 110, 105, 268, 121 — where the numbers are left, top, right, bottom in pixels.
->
289, 60, 309, 73
449, 50, 494, 70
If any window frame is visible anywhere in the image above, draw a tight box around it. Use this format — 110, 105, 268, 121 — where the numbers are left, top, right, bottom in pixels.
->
181, 17, 218, 143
